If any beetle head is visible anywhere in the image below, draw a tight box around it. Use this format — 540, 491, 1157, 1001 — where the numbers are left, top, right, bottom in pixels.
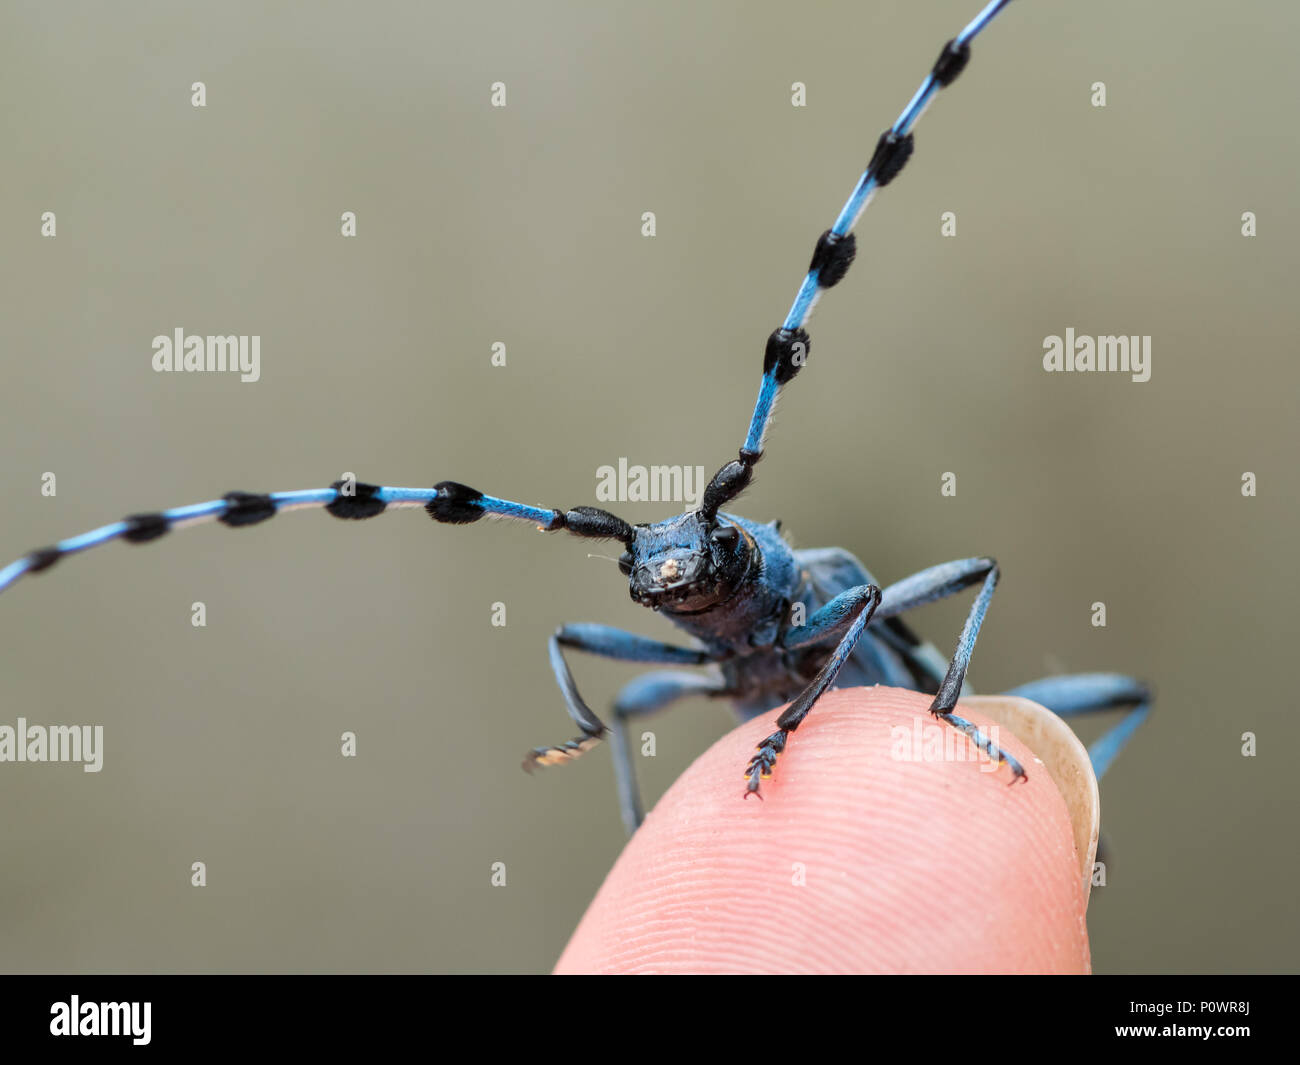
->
620, 512, 752, 612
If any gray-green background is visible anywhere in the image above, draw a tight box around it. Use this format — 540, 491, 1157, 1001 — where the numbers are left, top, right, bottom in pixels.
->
1, 0, 1295, 973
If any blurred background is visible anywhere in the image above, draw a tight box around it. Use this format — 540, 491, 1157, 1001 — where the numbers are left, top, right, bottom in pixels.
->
0, 0, 1295, 973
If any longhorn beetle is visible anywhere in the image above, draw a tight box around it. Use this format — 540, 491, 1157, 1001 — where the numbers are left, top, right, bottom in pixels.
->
2, 0, 1149, 835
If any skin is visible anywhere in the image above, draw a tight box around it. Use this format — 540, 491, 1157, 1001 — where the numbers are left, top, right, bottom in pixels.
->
556, 686, 1089, 974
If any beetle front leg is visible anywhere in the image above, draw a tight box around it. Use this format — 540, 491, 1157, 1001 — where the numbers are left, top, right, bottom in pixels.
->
523, 624, 711, 772
744, 583, 882, 796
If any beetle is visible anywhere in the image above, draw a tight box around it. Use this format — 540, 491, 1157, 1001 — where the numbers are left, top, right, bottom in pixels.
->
0, 0, 1149, 835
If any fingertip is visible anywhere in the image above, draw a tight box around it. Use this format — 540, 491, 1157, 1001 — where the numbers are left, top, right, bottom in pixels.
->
556, 686, 1089, 974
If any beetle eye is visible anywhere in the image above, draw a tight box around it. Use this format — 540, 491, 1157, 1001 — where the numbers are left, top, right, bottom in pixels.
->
617, 552, 634, 576
710, 525, 739, 546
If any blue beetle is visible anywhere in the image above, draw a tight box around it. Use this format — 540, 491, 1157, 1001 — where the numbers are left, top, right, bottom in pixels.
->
0, 0, 1148, 835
